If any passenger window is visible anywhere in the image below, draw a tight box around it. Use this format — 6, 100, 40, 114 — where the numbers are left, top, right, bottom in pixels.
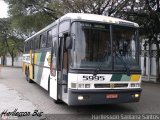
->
40, 35, 46, 48
27, 41, 31, 51
52, 26, 57, 36
35, 37, 39, 50
24, 42, 27, 52
47, 31, 52, 48
33, 38, 36, 50
59, 21, 70, 33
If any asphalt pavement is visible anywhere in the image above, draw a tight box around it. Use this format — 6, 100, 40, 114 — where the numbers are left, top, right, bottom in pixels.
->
0, 67, 160, 120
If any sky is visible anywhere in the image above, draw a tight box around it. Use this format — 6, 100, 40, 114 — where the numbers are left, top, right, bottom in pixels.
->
0, 0, 8, 18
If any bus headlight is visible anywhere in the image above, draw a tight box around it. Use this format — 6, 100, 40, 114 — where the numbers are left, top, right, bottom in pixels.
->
131, 83, 135, 87
71, 83, 77, 88
135, 94, 140, 98
85, 84, 90, 88
135, 83, 141, 87
132, 93, 140, 98
79, 84, 84, 88
78, 95, 84, 100
130, 83, 141, 87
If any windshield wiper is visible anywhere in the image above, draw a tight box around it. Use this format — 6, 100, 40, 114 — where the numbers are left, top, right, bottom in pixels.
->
93, 52, 108, 75
93, 62, 102, 75
115, 51, 131, 76
93, 52, 130, 76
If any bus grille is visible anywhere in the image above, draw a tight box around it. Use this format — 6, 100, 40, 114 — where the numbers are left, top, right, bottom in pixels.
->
94, 83, 128, 88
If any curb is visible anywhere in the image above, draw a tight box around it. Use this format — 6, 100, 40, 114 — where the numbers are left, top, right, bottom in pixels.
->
142, 80, 160, 84
0, 66, 22, 68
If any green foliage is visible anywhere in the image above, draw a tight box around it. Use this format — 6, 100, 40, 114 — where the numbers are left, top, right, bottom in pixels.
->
118, 0, 160, 38
11, 12, 53, 34
7, 39, 21, 57
0, 18, 24, 66
0, 41, 8, 57
4, 0, 132, 35
5, 0, 58, 34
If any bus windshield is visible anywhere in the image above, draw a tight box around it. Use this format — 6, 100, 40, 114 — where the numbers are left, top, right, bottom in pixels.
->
113, 26, 139, 70
71, 22, 140, 70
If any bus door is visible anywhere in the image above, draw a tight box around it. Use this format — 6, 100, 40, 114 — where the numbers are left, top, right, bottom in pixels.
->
49, 37, 58, 100
58, 35, 68, 101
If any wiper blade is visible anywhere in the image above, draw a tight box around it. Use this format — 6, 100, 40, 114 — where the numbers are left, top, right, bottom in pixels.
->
115, 51, 130, 76
93, 62, 102, 76
93, 52, 108, 75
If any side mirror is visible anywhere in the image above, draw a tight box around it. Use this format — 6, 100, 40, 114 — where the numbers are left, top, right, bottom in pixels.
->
65, 36, 72, 50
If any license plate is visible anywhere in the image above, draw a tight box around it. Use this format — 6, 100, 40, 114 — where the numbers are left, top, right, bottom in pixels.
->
106, 94, 118, 99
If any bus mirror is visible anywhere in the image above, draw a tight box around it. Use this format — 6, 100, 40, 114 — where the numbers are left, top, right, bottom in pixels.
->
65, 37, 72, 50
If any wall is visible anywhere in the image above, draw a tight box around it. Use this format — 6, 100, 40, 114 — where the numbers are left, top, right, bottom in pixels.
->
0, 55, 22, 67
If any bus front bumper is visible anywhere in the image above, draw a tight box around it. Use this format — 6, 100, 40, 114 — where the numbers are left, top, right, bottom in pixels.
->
67, 88, 142, 106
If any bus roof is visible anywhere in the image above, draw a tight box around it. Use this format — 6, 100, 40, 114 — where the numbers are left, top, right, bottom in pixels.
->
61, 13, 139, 27
25, 13, 139, 42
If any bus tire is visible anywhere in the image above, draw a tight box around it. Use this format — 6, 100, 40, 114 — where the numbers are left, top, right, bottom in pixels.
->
53, 99, 62, 104
26, 69, 33, 83
48, 76, 50, 95
25, 68, 29, 81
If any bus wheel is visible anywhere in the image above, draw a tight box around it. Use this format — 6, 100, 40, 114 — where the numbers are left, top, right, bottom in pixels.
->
48, 76, 50, 95
25, 69, 29, 81
53, 99, 62, 104
26, 69, 32, 83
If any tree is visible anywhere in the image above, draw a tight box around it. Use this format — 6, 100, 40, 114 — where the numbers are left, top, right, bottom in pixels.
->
4, 0, 59, 36
58, 0, 130, 16
6, 39, 23, 66
0, 18, 24, 66
120, 0, 160, 82
4, 0, 132, 35
0, 41, 8, 65
0, 18, 9, 65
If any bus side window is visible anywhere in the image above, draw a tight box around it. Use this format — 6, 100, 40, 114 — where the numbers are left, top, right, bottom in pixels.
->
38, 36, 41, 49
24, 42, 26, 52
40, 35, 46, 49
30, 40, 33, 50
34, 37, 39, 50
52, 26, 57, 36
33, 38, 36, 50
32, 39, 34, 50
27, 42, 29, 51
59, 21, 70, 33
47, 30, 52, 48
37, 37, 40, 50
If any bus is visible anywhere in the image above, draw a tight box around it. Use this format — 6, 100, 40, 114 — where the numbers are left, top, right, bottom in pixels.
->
22, 13, 142, 106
